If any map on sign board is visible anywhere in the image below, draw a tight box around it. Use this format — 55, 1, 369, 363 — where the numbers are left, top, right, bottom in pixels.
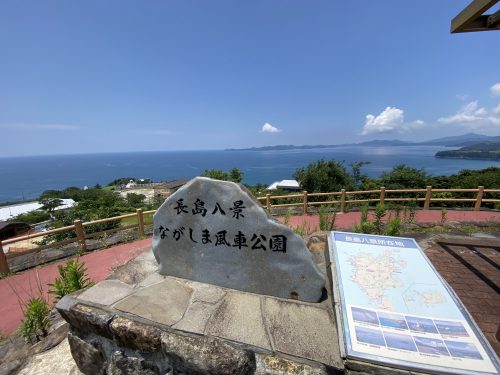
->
329, 231, 499, 375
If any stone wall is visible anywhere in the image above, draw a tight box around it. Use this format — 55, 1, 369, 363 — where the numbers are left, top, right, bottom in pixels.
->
58, 295, 336, 375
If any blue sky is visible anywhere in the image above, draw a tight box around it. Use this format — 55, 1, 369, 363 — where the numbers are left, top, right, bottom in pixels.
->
1, 1, 499, 156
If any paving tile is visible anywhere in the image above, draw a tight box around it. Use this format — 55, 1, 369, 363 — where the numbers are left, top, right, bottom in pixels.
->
261, 297, 342, 368
205, 292, 272, 350
430, 238, 500, 356
78, 280, 135, 306
114, 279, 193, 326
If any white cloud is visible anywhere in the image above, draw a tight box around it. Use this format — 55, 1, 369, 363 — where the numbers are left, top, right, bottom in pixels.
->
456, 94, 468, 101
0, 123, 79, 130
439, 101, 488, 124
490, 83, 500, 97
438, 100, 500, 130
261, 122, 281, 133
362, 107, 422, 135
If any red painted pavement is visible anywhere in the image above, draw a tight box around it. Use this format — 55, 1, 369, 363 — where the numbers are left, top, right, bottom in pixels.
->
0, 210, 498, 336
0, 238, 151, 336
282, 210, 500, 232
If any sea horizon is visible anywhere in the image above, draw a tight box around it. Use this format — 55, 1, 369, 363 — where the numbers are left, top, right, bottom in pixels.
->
0, 146, 498, 203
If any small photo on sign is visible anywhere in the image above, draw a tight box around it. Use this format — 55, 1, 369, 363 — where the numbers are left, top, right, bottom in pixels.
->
378, 312, 408, 330
351, 307, 379, 326
434, 320, 469, 337
355, 326, 386, 346
383, 332, 417, 352
445, 341, 483, 360
414, 336, 450, 356
405, 316, 439, 334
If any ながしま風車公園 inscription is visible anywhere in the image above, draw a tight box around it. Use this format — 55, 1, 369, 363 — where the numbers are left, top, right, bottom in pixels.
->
152, 177, 325, 302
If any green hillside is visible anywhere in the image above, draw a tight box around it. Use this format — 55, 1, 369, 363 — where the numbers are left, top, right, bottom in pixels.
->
435, 142, 500, 161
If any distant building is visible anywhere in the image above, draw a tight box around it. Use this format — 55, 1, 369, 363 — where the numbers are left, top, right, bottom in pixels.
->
164, 179, 189, 193
266, 179, 301, 191
148, 179, 189, 200
125, 180, 137, 189
0, 221, 31, 241
0, 199, 76, 221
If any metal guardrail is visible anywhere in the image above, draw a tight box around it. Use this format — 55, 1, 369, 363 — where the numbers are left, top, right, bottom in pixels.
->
1, 187, 499, 274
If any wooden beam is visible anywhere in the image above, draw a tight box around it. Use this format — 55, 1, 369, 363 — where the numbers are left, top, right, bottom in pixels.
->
451, 0, 499, 33
487, 9, 500, 27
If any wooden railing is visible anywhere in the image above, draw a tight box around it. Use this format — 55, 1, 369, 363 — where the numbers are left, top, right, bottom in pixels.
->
0, 209, 155, 274
1, 186, 499, 274
257, 186, 500, 214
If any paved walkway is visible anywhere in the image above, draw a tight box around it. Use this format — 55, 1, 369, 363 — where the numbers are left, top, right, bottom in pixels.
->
0, 239, 151, 335
424, 237, 500, 355
0, 210, 498, 336
283, 210, 500, 232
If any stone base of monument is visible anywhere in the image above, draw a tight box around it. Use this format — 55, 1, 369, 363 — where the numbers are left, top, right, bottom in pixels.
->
56, 236, 434, 375
56, 242, 344, 375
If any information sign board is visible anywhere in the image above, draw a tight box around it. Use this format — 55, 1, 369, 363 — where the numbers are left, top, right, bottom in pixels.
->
329, 231, 499, 374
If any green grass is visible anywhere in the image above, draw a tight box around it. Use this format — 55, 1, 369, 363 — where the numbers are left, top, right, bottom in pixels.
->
120, 212, 154, 227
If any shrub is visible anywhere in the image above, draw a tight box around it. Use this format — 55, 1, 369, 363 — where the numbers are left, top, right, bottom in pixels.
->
360, 204, 369, 224
441, 208, 448, 224
19, 297, 51, 343
48, 259, 94, 301
292, 221, 312, 236
319, 205, 337, 231
385, 218, 401, 236
352, 221, 376, 234
283, 209, 292, 226
373, 203, 386, 235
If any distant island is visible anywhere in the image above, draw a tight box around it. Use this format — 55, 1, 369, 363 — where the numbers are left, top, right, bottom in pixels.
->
225, 133, 500, 152
435, 142, 500, 161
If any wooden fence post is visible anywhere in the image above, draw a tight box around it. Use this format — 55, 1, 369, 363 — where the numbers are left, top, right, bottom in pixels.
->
74, 220, 87, 252
0, 242, 10, 275
474, 186, 484, 211
423, 186, 432, 210
137, 208, 145, 237
303, 191, 308, 215
266, 194, 271, 212
340, 189, 346, 213
380, 187, 386, 205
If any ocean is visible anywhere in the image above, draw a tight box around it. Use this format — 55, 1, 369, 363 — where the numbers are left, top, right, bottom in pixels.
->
0, 146, 498, 203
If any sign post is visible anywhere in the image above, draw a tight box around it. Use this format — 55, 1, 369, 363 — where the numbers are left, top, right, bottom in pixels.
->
328, 231, 499, 375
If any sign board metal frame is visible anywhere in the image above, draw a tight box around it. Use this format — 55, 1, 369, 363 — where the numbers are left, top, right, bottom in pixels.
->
328, 231, 500, 375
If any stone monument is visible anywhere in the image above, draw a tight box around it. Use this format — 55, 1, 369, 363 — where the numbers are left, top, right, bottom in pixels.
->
56, 177, 350, 374
152, 177, 326, 302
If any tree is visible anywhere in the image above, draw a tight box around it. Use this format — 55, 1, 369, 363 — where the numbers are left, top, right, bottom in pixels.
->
38, 190, 63, 200
350, 161, 371, 189
447, 167, 500, 189
293, 159, 354, 193
126, 193, 146, 207
229, 168, 244, 183
39, 198, 63, 214
107, 177, 136, 187
379, 164, 430, 189
202, 169, 229, 181
201, 168, 244, 183
9, 210, 50, 224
